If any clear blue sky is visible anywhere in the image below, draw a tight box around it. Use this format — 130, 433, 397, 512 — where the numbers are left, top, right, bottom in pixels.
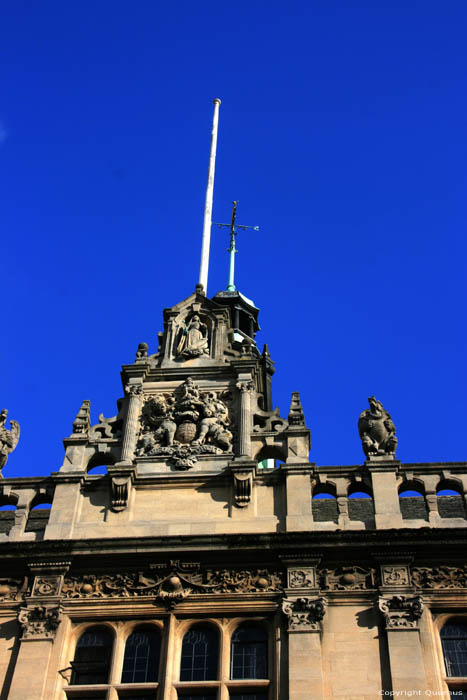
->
2, 0, 466, 477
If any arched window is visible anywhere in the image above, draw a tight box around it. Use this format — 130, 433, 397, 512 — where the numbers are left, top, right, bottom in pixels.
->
441, 621, 467, 677
71, 627, 113, 685
180, 625, 218, 681
230, 623, 268, 679
121, 626, 161, 683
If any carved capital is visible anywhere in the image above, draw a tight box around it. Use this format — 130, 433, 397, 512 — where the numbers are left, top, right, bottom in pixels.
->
282, 596, 327, 631
18, 605, 61, 640
125, 384, 143, 397
236, 380, 254, 394
378, 595, 423, 629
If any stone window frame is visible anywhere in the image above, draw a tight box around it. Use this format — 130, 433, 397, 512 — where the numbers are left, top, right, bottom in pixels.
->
62, 616, 273, 700
434, 613, 467, 698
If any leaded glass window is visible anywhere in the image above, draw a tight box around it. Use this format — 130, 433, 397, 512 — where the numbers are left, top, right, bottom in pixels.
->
121, 626, 161, 683
441, 622, 467, 676
180, 625, 218, 681
230, 624, 268, 679
71, 627, 113, 685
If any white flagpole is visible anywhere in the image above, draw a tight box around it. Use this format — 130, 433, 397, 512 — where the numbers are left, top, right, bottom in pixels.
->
198, 98, 221, 294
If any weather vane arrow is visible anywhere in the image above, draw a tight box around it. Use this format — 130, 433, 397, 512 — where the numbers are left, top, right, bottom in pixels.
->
213, 201, 259, 292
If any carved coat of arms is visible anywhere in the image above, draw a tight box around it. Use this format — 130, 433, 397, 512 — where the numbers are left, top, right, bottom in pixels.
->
136, 377, 233, 468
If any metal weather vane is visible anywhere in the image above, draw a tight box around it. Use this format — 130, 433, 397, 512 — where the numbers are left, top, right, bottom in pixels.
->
213, 201, 259, 291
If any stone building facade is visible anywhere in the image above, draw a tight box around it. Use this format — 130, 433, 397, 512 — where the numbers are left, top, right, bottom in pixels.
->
1, 285, 467, 700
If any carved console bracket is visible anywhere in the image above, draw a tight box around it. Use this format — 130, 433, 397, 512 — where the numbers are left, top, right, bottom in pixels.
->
282, 596, 327, 631
17, 605, 61, 640
231, 464, 255, 508
378, 595, 423, 629
108, 466, 133, 512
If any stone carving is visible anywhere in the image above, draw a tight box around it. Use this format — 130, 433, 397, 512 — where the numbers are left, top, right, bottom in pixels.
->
0, 578, 25, 601
253, 405, 288, 433
125, 384, 143, 397
89, 407, 123, 441
136, 342, 148, 360
136, 378, 233, 468
62, 566, 283, 603
18, 605, 61, 639
378, 595, 423, 629
110, 476, 130, 512
176, 315, 209, 358
282, 597, 327, 630
287, 568, 316, 589
72, 401, 90, 435
411, 566, 467, 589
358, 396, 397, 458
233, 471, 252, 508
31, 576, 62, 597
288, 392, 305, 427
322, 566, 375, 591
381, 565, 410, 586
0, 409, 20, 472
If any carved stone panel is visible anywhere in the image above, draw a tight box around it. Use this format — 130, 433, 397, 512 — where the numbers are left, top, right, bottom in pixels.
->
17, 606, 61, 640
378, 595, 423, 629
135, 378, 233, 468
282, 596, 327, 631
287, 568, 316, 590
381, 565, 410, 587
0, 578, 25, 601
322, 566, 375, 591
31, 576, 62, 598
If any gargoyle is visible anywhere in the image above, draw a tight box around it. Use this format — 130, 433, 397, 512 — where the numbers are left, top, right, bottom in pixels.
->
0, 409, 20, 474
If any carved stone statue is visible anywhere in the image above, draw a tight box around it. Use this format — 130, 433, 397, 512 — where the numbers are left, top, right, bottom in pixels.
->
0, 409, 20, 474
193, 392, 233, 451
358, 396, 397, 458
176, 315, 209, 358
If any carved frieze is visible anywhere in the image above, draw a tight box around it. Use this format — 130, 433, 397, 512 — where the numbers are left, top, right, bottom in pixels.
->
18, 605, 61, 639
411, 566, 467, 589
135, 378, 233, 468
381, 565, 410, 586
287, 568, 316, 589
378, 595, 423, 629
62, 566, 284, 604
31, 576, 62, 598
0, 578, 25, 601
282, 596, 327, 631
322, 566, 375, 591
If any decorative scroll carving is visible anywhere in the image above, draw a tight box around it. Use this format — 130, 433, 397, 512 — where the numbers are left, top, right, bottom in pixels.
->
89, 411, 123, 441
136, 378, 233, 468
31, 576, 62, 597
381, 565, 410, 586
282, 596, 327, 631
18, 606, 61, 639
378, 595, 423, 629
411, 566, 467, 589
0, 408, 20, 472
288, 392, 305, 426
136, 342, 148, 360
233, 471, 252, 508
253, 406, 288, 433
110, 476, 130, 512
358, 396, 397, 458
322, 566, 375, 591
0, 578, 25, 601
287, 568, 316, 589
71, 401, 90, 435
62, 566, 283, 605
176, 314, 209, 359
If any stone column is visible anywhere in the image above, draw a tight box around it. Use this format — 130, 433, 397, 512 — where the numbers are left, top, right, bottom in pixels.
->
282, 594, 327, 700
378, 594, 427, 693
9, 567, 66, 700
236, 379, 253, 458
120, 383, 143, 463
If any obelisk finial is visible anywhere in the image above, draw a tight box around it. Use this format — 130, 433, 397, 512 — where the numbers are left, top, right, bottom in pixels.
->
198, 98, 221, 295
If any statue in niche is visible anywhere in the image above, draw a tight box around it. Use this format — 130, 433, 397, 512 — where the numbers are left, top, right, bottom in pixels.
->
358, 396, 398, 458
0, 409, 20, 474
176, 315, 209, 359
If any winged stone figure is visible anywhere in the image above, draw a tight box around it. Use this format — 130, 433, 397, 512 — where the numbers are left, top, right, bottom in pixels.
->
0, 409, 20, 474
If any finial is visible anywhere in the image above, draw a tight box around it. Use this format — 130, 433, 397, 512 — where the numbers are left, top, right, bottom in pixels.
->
72, 400, 91, 436
288, 392, 305, 426
212, 201, 259, 292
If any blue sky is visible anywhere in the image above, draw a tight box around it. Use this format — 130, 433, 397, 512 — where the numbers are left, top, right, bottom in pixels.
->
2, 0, 466, 477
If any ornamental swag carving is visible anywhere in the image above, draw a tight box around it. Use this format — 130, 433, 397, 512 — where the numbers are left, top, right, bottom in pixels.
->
135, 377, 233, 468
411, 566, 467, 589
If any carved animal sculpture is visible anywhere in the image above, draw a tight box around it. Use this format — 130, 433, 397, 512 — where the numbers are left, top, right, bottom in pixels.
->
358, 396, 397, 458
0, 409, 20, 472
